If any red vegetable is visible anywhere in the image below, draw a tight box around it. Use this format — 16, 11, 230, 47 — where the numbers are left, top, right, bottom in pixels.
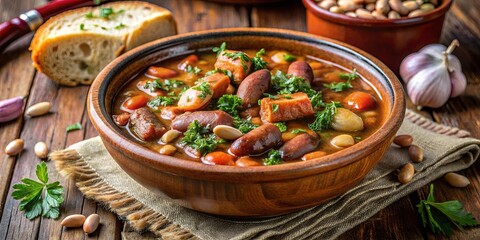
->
202, 152, 236, 166
123, 95, 148, 110
344, 92, 377, 111
146, 66, 178, 78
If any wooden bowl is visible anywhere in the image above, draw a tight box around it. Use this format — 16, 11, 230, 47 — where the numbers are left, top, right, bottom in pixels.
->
302, 0, 453, 74
88, 28, 405, 217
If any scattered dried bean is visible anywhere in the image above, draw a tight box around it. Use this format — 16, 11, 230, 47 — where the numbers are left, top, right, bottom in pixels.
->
393, 134, 413, 147
5, 139, 24, 156
398, 163, 414, 184
408, 144, 423, 163
444, 172, 470, 188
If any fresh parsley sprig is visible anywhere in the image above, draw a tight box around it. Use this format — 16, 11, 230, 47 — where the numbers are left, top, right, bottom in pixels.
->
252, 48, 268, 71
212, 42, 227, 58
233, 117, 258, 134
147, 96, 175, 108
12, 162, 64, 219
417, 184, 478, 236
324, 68, 359, 92
223, 51, 251, 72
180, 121, 224, 155
308, 101, 341, 131
217, 95, 243, 117
264, 149, 282, 166
192, 82, 212, 99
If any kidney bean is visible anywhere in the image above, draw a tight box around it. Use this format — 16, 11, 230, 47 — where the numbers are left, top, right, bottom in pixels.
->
287, 61, 314, 84
171, 110, 234, 132
236, 69, 271, 108
229, 124, 282, 156
393, 135, 413, 147
279, 133, 320, 161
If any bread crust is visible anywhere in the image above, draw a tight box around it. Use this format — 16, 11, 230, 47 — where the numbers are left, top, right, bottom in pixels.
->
30, 1, 177, 86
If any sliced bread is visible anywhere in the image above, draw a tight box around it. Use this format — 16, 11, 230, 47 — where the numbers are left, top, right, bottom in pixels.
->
30, 1, 177, 86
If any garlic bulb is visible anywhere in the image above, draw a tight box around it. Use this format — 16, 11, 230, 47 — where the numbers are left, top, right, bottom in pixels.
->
400, 40, 467, 108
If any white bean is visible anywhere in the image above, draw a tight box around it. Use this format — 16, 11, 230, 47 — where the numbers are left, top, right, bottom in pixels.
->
331, 134, 355, 148
331, 108, 364, 132
5, 139, 24, 156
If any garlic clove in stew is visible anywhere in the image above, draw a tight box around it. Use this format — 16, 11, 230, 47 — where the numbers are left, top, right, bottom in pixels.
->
400, 40, 467, 108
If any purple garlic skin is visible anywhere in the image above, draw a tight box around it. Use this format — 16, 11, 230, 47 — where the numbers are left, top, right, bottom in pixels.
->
400, 40, 466, 108
0, 96, 24, 123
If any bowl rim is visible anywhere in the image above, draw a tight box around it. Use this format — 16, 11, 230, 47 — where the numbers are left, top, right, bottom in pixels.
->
302, 0, 453, 27
88, 28, 405, 182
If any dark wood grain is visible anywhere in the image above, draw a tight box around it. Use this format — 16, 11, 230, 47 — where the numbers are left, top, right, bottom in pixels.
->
0, 0, 479, 239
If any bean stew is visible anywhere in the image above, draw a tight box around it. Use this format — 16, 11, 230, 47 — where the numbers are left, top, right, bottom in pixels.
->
112, 42, 384, 166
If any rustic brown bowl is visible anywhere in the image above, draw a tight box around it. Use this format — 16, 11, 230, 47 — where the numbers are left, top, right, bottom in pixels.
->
302, 0, 453, 74
88, 28, 405, 217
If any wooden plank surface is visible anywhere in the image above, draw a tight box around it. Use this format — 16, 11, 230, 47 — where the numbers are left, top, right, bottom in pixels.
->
0, 0, 478, 239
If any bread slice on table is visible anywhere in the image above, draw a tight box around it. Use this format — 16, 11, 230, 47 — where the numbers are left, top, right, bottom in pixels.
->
30, 1, 177, 86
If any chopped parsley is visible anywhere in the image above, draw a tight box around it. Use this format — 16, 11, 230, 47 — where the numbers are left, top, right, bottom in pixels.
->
205, 69, 233, 81
354, 136, 362, 142
271, 70, 323, 109
263, 93, 279, 99
12, 162, 64, 219
212, 42, 227, 58
417, 184, 478, 236
192, 82, 212, 99
79, 23, 86, 31
264, 149, 282, 165
233, 117, 258, 134
114, 23, 126, 30
223, 51, 251, 72
324, 68, 359, 92
217, 95, 243, 117
282, 95, 292, 99
85, 12, 94, 18
308, 101, 341, 131
99, 7, 114, 18
291, 129, 307, 134
147, 96, 175, 108
180, 121, 223, 155
272, 104, 279, 112
186, 65, 201, 75
66, 123, 82, 132
283, 53, 297, 62
273, 122, 287, 132
144, 79, 184, 92
252, 48, 268, 71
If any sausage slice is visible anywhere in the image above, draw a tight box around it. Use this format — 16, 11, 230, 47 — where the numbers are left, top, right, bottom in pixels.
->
229, 124, 282, 156
287, 61, 314, 84
236, 69, 271, 108
171, 110, 234, 132
279, 133, 320, 161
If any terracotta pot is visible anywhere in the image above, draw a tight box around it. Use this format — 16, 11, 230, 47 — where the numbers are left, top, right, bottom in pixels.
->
302, 0, 453, 74
88, 28, 405, 217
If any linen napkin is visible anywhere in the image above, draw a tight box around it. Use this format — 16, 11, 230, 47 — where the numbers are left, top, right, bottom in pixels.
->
51, 110, 480, 240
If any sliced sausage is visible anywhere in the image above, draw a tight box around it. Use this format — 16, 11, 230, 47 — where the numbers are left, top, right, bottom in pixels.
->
236, 69, 271, 108
279, 133, 320, 161
287, 61, 314, 84
260, 92, 314, 122
202, 73, 230, 98
229, 124, 282, 156
171, 110, 234, 132
130, 107, 166, 141
214, 50, 252, 84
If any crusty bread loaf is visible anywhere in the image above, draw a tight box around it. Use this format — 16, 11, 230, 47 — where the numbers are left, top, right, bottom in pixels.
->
30, 1, 177, 86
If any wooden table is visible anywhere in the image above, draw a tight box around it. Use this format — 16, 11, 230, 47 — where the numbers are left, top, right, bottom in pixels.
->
0, 0, 479, 239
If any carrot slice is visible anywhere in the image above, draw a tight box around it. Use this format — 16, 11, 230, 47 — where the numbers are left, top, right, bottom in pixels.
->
122, 95, 148, 110
344, 92, 377, 111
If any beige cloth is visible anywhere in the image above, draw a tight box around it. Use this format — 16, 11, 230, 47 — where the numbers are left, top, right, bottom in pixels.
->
51, 110, 480, 240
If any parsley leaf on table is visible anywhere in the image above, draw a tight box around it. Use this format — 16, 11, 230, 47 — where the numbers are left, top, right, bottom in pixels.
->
417, 184, 478, 236
66, 123, 82, 132
308, 101, 341, 131
12, 162, 64, 220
